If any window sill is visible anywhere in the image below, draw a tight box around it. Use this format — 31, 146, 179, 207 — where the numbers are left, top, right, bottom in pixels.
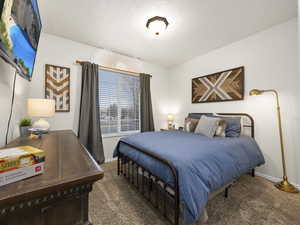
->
102, 131, 140, 139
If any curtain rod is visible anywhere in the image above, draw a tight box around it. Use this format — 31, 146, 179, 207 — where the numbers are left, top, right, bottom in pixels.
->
76, 60, 145, 77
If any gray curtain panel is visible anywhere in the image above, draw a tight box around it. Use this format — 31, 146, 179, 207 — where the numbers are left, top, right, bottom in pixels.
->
140, 73, 155, 132
78, 62, 105, 164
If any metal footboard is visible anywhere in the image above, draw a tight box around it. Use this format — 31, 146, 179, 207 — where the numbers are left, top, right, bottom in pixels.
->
117, 140, 180, 225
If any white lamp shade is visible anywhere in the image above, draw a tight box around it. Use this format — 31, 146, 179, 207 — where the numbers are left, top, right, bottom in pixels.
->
27, 98, 55, 118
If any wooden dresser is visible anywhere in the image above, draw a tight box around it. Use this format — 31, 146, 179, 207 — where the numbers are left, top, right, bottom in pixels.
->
0, 130, 104, 225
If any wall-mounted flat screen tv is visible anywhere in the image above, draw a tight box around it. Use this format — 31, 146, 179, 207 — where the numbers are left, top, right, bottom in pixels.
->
0, 0, 42, 80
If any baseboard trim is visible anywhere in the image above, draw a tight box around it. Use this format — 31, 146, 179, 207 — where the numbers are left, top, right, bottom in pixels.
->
256, 172, 300, 189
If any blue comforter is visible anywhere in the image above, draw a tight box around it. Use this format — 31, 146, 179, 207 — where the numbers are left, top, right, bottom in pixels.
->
113, 131, 265, 224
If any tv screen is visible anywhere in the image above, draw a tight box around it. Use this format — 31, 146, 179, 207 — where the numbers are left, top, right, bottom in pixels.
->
0, 0, 42, 80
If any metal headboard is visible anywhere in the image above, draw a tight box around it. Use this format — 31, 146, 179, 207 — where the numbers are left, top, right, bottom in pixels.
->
188, 113, 255, 138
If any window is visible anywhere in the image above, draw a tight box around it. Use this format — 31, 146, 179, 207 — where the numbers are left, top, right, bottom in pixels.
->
98, 69, 140, 136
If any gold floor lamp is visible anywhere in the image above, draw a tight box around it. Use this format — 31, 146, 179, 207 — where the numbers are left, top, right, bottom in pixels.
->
249, 89, 299, 193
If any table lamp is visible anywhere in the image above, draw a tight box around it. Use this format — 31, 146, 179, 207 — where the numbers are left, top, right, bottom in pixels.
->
167, 114, 174, 130
27, 98, 55, 131
249, 89, 299, 193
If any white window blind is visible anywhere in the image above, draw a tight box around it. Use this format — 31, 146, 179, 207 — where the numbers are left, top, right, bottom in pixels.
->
98, 69, 140, 136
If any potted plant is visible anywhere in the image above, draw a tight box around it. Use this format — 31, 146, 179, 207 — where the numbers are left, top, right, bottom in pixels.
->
19, 118, 32, 137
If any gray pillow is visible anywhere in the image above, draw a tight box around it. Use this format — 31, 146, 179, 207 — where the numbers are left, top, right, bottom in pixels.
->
194, 115, 221, 138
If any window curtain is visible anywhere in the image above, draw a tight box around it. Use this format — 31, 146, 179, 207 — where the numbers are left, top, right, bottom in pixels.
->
78, 62, 105, 164
140, 73, 155, 132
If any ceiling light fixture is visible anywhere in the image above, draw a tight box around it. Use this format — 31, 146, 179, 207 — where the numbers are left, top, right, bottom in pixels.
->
146, 16, 169, 35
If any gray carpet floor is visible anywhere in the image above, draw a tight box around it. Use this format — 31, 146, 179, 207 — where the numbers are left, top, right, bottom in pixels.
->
89, 162, 300, 225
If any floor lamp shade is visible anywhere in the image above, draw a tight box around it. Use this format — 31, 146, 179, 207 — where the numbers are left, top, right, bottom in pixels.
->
27, 99, 55, 130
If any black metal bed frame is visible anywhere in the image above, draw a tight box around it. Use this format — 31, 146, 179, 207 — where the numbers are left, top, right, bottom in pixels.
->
117, 113, 255, 225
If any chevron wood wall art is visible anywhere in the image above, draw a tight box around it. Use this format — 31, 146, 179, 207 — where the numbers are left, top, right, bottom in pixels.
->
45, 64, 70, 112
192, 66, 244, 103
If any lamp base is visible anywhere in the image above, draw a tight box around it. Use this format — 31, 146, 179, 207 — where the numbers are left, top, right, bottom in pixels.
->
33, 118, 50, 131
168, 121, 174, 130
275, 180, 299, 193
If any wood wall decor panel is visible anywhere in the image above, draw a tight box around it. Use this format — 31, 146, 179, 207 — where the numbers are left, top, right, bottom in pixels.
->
192, 66, 244, 103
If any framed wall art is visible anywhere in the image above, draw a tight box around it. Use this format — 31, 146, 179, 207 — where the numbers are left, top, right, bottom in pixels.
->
192, 66, 244, 103
45, 64, 70, 112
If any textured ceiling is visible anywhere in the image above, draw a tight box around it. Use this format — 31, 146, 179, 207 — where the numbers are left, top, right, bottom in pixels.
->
38, 0, 297, 67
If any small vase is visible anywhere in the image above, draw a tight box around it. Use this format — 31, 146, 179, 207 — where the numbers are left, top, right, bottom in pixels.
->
20, 126, 31, 137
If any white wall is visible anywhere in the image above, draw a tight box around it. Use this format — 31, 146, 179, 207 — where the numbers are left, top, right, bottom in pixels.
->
169, 19, 300, 184
0, 59, 30, 146
28, 33, 95, 131
2, 18, 298, 187
29, 33, 169, 161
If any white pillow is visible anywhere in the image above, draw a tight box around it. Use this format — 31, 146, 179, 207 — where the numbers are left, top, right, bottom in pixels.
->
194, 115, 221, 138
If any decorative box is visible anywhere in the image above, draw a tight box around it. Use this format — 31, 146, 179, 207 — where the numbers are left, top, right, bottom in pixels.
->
0, 146, 45, 186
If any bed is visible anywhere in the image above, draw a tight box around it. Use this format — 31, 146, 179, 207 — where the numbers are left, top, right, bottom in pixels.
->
113, 113, 265, 225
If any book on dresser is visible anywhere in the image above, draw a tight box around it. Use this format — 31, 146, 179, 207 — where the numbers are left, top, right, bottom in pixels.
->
0, 146, 45, 187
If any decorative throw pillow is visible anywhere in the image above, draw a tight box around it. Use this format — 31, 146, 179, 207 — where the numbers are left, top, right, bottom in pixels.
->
194, 115, 221, 138
184, 120, 192, 132
184, 117, 199, 132
215, 119, 227, 137
214, 114, 241, 137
